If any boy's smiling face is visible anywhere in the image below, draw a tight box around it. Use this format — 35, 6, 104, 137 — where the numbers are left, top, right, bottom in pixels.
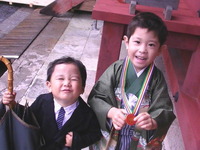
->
46, 63, 84, 107
124, 27, 165, 72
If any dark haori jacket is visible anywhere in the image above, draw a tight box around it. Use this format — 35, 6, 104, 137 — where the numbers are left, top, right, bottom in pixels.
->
31, 93, 102, 150
88, 59, 176, 149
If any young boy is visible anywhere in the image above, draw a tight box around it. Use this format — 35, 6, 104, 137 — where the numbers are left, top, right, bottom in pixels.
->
2, 56, 102, 150
88, 12, 176, 150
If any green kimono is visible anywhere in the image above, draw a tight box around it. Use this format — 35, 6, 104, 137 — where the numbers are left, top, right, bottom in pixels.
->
88, 59, 175, 150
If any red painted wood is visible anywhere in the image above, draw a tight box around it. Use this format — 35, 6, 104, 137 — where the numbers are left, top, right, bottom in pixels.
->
92, 0, 200, 35
162, 48, 179, 95
162, 44, 200, 150
175, 91, 200, 149
183, 0, 200, 16
166, 32, 199, 51
95, 21, 125, 80
72, 0, 84, 6
117, 0, 125, 3
182, 43, 200, 100
40, 0, 84, 16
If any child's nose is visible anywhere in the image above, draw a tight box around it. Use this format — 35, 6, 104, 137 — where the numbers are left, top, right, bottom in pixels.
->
138, 45, 147, 53
64, 79, 71, 86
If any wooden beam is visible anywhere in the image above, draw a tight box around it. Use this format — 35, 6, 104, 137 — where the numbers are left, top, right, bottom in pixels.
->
166, 32, 199, 51
0, 0, 54, 7
182, 43, 200, 99
40, 0, 84, 17
95, 21, 125, 81
175, 91, 200, 150
0, 9, 52, 58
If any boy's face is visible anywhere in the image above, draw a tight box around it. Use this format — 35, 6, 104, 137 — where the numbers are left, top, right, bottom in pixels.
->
46, 63, 84, 106
124, 27, 165, 72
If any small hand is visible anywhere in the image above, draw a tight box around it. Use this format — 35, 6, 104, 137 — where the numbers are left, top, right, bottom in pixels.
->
107, 107, 127, 130
65, 132, 73, 147
134, 112, 157, 130
2, 90, 16, 107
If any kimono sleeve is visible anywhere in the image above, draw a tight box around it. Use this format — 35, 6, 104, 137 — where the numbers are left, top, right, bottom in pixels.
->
88, 60, 123, 131
148, 67, 176, 139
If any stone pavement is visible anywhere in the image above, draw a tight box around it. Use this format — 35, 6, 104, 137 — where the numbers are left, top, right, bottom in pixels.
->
0, 6, 184, 150
0, 10, 103, 105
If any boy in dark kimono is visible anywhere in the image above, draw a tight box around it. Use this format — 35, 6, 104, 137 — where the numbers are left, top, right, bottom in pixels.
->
88, 12, 176, 150
2, 56, 102, 150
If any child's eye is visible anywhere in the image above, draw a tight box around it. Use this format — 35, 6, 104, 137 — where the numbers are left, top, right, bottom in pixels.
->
58, 78, 64, 80
133, 40, 140, 44
148, 43, 155, 47
71, 77, 79, 81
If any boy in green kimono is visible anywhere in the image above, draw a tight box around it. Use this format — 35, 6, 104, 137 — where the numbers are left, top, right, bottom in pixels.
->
88, 12, 176, 150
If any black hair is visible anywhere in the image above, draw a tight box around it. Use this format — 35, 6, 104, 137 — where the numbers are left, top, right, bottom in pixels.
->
126, 12, 168, 45
46, 56, 87, 88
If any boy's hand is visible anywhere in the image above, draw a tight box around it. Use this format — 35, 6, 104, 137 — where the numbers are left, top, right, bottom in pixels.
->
134, 112, 157, 130
2, 90, 16, 107
65, 132, 73, 147
107, 107, 127, 130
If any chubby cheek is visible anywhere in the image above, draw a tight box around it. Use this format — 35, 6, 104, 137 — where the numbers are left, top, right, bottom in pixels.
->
46, 81, 60, 93
47, 86, 56, 93
127, 50, 136, 60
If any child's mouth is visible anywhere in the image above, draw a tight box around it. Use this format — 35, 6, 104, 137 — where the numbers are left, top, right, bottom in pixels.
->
136, 56, 147, 60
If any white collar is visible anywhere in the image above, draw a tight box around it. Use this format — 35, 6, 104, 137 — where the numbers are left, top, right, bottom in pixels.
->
54, 99, 79, 115
133, 66, 147, 77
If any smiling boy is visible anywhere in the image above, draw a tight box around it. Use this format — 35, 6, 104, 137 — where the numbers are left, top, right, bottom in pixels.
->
88, 12, 175, 150
2, 56, 102, 150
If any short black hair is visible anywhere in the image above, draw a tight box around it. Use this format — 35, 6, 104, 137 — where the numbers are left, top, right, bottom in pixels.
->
47, 56, 87, 88
126, 12, 168, 45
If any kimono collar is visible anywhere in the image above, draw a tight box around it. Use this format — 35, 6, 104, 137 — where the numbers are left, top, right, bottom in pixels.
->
121, 57, 155, 115
134, 66, 147, 77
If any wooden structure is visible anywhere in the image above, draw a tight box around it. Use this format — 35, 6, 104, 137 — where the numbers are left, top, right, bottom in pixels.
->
0, 0, 54, 7
0, 8, 72, 77
40, 0, 85, 17
92, 0, 200, 149
125, 0, 179, 9
0, 9, 52, 59
77, 0, 95, 12
0, 0, 95, 12
125, 0, 180, 20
